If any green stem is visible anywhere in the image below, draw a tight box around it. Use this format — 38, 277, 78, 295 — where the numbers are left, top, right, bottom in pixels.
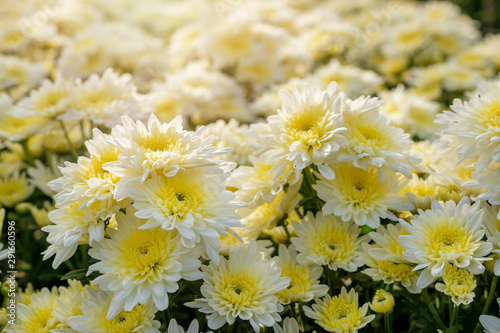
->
282, 223, 292, 241
384, 312, 391, 333
421, 289, 446, 331
473, 275, 498, 333
450, 303, 458, 327
59, 120, 79, 160
20, 139, 35, 167
79, 245, 88, 268
226, 324, 233, 333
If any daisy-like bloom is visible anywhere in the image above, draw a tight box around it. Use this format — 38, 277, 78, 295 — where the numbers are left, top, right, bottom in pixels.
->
0, 171, 34, 208
303, 287, 375, 333
42, 201, 116, 268
67, 288, 161, 333
361, 224, 421, 294
436, 82, 500, 172
261, 82, 346, 181
66, 68, 141, 128
186, 241, 290, 332
276, 244, 329, 304
272, 317, 300, 333
14, 74, 75, 120
435, 264, 476, 306
480, 300, 500, 333
400, 174, 439, 212
369, 289, 395, 314
0, 55, 46, 91
398, 198, 493, 289
337, 96, 415, 181
127, 169, 241, 262
105, 113, 230, 200
314, 162, 411, 228
228, 155, 301, 209
291, 212, 368, 272
4, 286, 61, 332
27, 156, 63, 197
49, 128, 123, 216
51, 280, 89, 331
88, 209, 203, 319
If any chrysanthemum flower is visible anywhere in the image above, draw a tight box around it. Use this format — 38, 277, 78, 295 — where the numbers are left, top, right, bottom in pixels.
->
435, 264, 476, 306
0, 171, 34, 208
49, 128, 123, 216
276, 244, 328, 304
186, 242, 290, 332
42, 200, 113, 269
314, 163, 410, 228
337, 96, 415, 181
67, 68, 141, 128
52, 280, 89, 330
4, 286, 61, 333
361, 223, 421, 293
261, 82, 346, 180
437, 82, 500, 172
303, 287, 375, 333
398, 198, 492, 289
105, 113, 230, 200
14, 74, 75, 121
400, 174, 439, 212
291, 212, 367, 272
127, 169, 241, 262
67, 288, 161, 333
88, 209, 203, 319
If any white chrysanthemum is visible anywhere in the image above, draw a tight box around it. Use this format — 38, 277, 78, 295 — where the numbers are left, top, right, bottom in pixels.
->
303, 287, 375, 333
0, 171, 34, 208
435, 264, 476, 306
186, 242, 290, 332
14, 74, 75, 120
49, 128, 123, 215
437, 82, 500, 172
379, 85, 440, 140
0, 55, 46, 91
291, 212, 367, 272
4, 287, 60, 332
42, 201, 114, 269
398, 198, 493, 289
262, 82, 346, 180
51, 281, 89, 332
361, 224, 421, 294
27, 156, 63, 197
67, 68, 141, 128
67, 288, 161, 333
276, 244, 328, 304
228, 155, 301, 209
337, 96, 415, 180
310, 59, 383, 98
314, 163, 411, 228
88, 209, 203, 319
127, 169, 241, 262
105, 113, 230, 200
400, 174, 439, 212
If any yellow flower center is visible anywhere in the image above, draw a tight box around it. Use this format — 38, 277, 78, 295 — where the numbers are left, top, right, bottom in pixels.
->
153, 177, 204, 219
121, 228, 178, 281
286, 105, 327, 149
479, 100, 500, 129
319, 296, 362, 330
277, 263, 312, 302
312, 226, 357, 265
378, 261, 416, 280
425, 219, 474, 258
219, 273, 257, 308
35, 90, 67, 111
101, 305, 151, 333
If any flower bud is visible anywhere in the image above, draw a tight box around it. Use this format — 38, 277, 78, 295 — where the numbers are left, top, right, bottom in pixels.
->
369, 289, 395, 314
